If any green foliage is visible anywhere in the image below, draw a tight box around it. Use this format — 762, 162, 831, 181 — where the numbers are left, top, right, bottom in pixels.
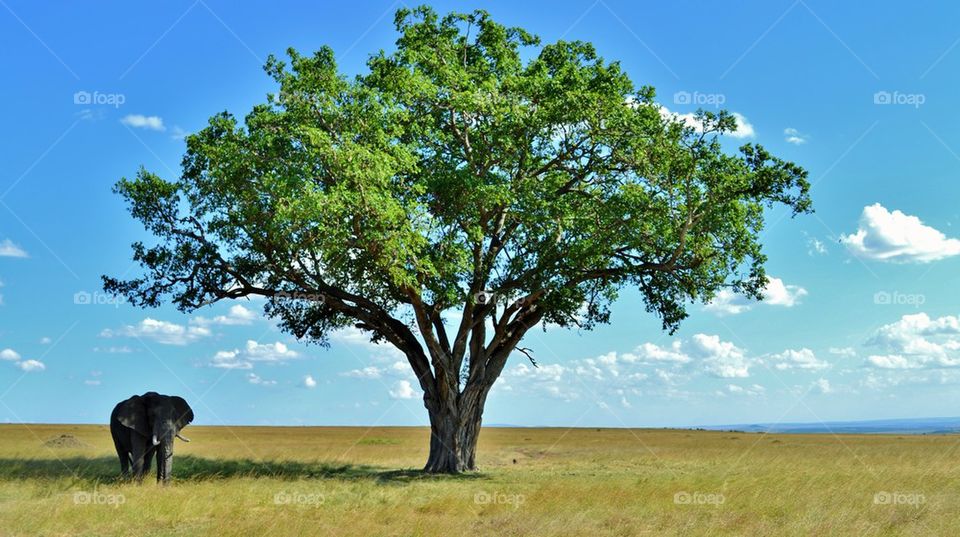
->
105, 5, 809, 355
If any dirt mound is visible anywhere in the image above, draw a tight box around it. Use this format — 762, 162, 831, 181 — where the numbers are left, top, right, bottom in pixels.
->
42, 434, 90, 449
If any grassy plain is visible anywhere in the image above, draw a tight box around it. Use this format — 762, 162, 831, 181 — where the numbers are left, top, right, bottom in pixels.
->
0, 424, 956, 536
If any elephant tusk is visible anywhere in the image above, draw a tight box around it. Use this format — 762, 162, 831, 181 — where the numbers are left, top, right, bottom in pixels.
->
176, 433, 191, 442
152, 435, 160, 446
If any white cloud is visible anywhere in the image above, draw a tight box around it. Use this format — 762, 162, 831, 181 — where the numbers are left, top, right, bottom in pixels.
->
244, 340, 298, 362
784, 127, 808, 145
841, 204, 960, 263
342, 366, 383, 379
16, 359, 45, 372
659, 106, 755, 138
763, 277, 808, 307
389, 380, 417, 400
769, 348, 829, 370
303, 375, 317, 389
865, 313, 960, 369
84, 379, 101, 386
210, 349, 251, 370
209, 340, 299, 369
726, 383, 766, 397
0, 239, 28, 258
812, 378, 832, 394
330, 326, 404, 361
866, 354, 916, 369
93, 346, 135, 354
101, 318, 210, 345
192, 304, 258, 326
0, 349, 20, 361
688, 334, 750, 378
807, 236, 827, 256
120, 114, 165, 131
39, 337, 52, 345
247, 373, 276, 386
704, 276, 807, 315
829, 347, 857, 358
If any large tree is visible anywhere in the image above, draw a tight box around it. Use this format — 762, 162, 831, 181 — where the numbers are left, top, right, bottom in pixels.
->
105, 7, 810, 473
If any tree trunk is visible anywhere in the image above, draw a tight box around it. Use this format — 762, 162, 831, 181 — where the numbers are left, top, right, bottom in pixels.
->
422, 386, 487, 473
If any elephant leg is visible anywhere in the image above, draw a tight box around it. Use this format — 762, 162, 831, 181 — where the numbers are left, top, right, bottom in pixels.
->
143, 445, 154, 477
115, 445, 129, 477
130, 434, 147, 481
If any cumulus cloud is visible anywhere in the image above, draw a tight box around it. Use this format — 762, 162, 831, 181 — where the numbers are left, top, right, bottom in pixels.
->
16, 359, 45, 372
210, 340, 299, 369
704, 276, 807, 315
841, 204, 960, 263
244, 340, 298, 362
769, 348, 829, 370
812, 378, 833, 394
829, 347, 857, 358
192, 304, 258, 327
1, 348, 44, 372
211, 350, 251, 370
342, 366, 383, 379
0, 239, 28, 258
303, 375, 317, 389
688, 334, 750, 378
120, 114, 165, 131
101, 318, 210, 345
784, 127, 808, 145
865, 313, 960, 369
389, 380, 417, 400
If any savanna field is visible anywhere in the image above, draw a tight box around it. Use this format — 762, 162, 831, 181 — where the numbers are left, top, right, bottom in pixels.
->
0, 424, 956, 536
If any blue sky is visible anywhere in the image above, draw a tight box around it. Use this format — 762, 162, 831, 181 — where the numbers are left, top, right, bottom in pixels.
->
3, 0, 960, 427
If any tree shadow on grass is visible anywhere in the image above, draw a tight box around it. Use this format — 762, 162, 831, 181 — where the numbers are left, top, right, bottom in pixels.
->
0, 456, 487, 486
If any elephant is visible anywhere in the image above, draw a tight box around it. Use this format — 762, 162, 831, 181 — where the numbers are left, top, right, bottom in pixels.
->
110, 392, 194, 483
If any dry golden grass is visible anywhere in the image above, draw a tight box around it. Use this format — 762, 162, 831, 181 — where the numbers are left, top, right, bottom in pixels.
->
0, 424, 957, 536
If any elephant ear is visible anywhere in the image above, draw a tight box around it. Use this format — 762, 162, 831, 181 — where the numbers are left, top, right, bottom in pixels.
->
171, 396, 194, 430
116, 395, 150, 437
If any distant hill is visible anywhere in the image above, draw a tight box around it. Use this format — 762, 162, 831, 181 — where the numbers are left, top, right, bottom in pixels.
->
696, 416, 960, 434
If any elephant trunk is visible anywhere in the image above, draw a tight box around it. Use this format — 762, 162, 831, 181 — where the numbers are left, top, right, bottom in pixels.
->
153, 421, 176, 484
160, 449, 173, 484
